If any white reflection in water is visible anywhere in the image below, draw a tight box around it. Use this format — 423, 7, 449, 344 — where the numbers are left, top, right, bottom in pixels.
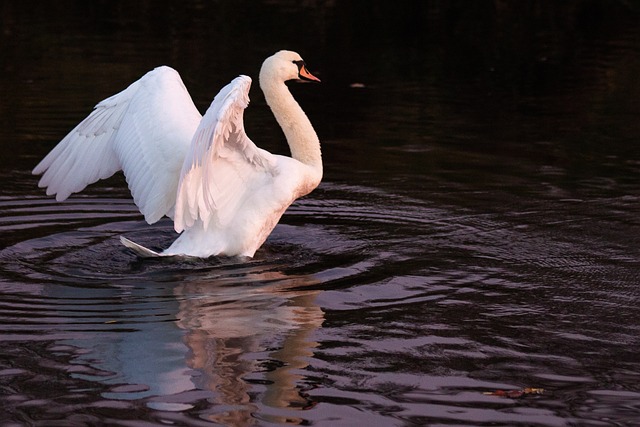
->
173, 272, 323, 425
51, 267, 324, 425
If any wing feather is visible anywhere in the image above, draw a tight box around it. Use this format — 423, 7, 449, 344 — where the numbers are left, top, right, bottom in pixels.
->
33, 66, 202, 223
174, 75, 278, 233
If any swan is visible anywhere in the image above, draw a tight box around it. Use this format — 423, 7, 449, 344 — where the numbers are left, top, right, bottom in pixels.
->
32, 50, 322, 258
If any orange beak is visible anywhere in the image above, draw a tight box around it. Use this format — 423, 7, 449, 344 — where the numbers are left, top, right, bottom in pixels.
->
299, 64, 321, 82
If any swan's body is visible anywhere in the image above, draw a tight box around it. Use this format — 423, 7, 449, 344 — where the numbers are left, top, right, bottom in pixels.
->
33, 50, 322, 258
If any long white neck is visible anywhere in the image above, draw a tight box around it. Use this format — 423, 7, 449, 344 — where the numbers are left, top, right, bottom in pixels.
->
259, 77, 322, 171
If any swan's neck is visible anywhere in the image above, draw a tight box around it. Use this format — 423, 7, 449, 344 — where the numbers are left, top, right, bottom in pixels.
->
260, 79, 322, 171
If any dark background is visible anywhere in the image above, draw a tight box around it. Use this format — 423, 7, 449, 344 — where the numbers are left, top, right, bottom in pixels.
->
2, 0, 639, 179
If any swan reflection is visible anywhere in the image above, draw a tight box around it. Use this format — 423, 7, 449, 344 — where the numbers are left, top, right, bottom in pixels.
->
174, 269, 324, 425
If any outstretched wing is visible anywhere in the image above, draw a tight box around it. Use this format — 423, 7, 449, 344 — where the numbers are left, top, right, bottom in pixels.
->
33, 66, 201, 224
174, 75, 278, 233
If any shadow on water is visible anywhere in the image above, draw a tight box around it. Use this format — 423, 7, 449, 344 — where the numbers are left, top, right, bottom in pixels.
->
1, 1, 640, 426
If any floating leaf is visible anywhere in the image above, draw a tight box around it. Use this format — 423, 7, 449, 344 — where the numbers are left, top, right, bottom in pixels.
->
484, 387, 544, 398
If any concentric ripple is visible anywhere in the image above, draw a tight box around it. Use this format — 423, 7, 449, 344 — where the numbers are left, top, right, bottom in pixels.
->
1, 178, 639, 425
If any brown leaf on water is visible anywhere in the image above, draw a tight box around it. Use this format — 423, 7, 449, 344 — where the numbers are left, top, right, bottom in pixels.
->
483, 388, 544, 398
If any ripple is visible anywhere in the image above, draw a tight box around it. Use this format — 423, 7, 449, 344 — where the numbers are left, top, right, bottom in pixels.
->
2, 178, 640, 425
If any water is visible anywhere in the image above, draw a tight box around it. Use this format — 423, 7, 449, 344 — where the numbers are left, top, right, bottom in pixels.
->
1, 1, 640, 426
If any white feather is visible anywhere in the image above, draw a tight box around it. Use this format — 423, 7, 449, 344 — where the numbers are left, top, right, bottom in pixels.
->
33, 66, 201, 223
174, 76, 277, 233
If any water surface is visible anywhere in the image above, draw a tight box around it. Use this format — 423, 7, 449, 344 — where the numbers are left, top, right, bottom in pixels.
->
1, 2, 640, 426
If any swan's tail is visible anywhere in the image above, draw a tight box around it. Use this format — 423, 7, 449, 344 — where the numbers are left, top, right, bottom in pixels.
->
120, 236, 162, 258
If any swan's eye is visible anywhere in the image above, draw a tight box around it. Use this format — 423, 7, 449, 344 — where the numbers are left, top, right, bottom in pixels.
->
292, 60, 305, 71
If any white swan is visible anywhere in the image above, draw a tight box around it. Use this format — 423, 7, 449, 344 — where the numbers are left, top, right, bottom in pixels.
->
32, 50, 322, 258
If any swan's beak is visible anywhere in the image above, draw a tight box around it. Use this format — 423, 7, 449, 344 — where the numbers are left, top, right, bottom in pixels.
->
299, 64, 321, 83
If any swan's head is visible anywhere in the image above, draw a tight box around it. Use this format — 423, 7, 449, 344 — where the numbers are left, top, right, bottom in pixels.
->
259, 50, 320, 87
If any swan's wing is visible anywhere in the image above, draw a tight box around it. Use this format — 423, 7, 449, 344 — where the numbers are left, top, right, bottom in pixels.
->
174, 75, 278, 233
33, 66, 201, 224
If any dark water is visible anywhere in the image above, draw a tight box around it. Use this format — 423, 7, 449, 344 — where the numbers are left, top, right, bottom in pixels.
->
1, 1, 640, 426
